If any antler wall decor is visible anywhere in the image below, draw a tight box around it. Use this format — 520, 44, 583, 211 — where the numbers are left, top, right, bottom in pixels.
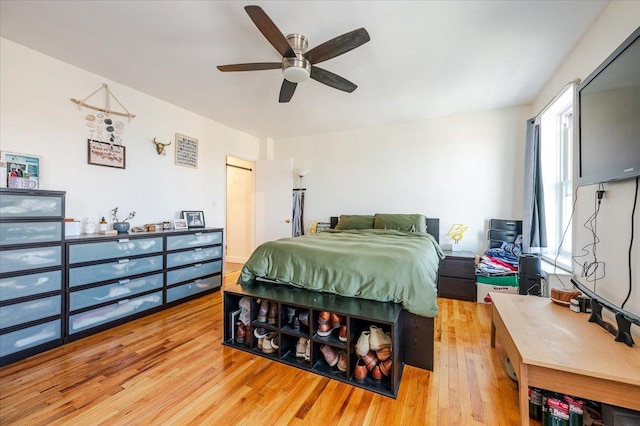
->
152, 137, 171, 155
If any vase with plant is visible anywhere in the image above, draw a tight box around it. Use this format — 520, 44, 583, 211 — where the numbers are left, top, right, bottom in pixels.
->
111, 207, 136, 234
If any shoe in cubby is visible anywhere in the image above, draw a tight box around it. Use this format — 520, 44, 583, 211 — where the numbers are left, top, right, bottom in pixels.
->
281, 304, 307, 336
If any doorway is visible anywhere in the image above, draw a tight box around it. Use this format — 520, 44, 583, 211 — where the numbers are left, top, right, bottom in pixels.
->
225, 156, 254, 272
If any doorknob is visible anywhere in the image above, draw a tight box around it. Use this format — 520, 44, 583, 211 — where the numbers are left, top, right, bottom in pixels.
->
285, 219, 291, 223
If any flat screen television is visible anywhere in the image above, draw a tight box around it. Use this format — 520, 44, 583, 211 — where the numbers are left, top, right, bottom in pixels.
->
577, 26, 640, 187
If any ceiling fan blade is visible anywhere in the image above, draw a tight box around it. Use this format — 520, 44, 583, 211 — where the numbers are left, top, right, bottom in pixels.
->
245, 5, 296, 58
305, 28, 370, 65
279, 80, 297, 103
310, 67, 357, 93
217, 63, 282, 72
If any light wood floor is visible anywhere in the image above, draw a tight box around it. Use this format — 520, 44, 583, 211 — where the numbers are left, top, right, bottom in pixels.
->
225, 262, 244, 274
0, 271, 527, 425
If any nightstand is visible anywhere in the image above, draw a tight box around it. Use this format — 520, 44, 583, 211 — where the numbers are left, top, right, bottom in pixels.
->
438, 250, 476, 301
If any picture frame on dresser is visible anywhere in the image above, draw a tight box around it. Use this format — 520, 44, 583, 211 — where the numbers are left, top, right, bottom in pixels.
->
172, 218, 188, 230
182, 210, 205, 228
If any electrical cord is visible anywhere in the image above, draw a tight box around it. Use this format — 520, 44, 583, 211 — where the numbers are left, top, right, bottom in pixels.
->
572, 183, 606, 291
621, 176, 638, 310
553, 187, 578, 288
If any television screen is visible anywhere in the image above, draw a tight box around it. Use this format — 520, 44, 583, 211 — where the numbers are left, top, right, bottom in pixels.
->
578, 27, 640, 187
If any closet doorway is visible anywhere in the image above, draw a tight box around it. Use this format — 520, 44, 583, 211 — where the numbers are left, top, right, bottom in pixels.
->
225, 156, 254, 273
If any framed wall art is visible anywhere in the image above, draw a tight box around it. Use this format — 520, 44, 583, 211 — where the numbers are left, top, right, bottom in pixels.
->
175, 133, 198, 168
1, 151, 42, 189
87, 140, 126, 169
182, 210, 205, 228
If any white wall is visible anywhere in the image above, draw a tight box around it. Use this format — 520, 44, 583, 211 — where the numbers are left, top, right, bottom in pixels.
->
533, 2, 640, 323
0, 39, 260, 229
275, 106, 531, 253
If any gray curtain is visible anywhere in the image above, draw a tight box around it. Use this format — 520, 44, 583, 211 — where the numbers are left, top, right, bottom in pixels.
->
292, 190, 305, 237
523, 117, 547, 251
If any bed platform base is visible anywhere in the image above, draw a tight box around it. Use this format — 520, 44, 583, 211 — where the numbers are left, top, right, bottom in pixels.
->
249, 277, 435, 371
402, 311, 434, 370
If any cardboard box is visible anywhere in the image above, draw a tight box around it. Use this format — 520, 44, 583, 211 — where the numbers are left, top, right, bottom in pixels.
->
476, 281, 519, 304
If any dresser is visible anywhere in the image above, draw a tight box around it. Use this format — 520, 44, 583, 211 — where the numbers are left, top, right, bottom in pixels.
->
165, 231, 223, 304
1, 187, 224, 364
65, 233, 165, 339
0, 189, 66, 366
437, 250, 476, 302
66, 228, 223, 341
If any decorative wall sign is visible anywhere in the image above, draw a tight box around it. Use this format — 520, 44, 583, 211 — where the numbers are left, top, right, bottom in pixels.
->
175, 133, 198, 168
1, 151, 41, 189
87, 140, 126, 169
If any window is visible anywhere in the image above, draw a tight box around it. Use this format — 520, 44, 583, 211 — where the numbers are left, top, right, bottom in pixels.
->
539, 86, 574, 269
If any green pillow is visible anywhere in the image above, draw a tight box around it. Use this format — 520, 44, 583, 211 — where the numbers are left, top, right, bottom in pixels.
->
374, 214, 427, 233
334, 215, 375, 230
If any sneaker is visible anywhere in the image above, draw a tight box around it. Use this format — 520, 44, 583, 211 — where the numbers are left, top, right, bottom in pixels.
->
368, 325, 391, 351
355, 331, 370, 356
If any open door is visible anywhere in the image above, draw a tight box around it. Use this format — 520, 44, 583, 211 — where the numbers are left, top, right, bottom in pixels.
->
225, 156, 254, 264
255, 159, 293, 247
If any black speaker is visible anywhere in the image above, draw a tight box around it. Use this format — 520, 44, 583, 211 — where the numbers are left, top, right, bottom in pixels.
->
519, 253, 542, 296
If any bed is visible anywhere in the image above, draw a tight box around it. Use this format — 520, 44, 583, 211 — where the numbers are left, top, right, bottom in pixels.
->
237, 213, 443, 370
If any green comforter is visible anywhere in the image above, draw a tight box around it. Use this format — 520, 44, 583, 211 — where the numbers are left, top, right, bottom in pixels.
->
238, 229, 444, 317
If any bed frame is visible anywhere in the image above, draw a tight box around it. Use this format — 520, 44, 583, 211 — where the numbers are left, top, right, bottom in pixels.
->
329, 216, 439, 371
238, 216, 439, 372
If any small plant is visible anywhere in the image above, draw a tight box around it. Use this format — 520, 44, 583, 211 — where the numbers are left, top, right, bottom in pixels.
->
111, 207, 136, 223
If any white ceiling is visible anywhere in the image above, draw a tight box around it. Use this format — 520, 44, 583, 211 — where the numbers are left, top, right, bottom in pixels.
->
0, 0, 608, 140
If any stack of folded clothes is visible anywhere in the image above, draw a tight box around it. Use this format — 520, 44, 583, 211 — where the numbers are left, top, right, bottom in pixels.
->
476, 235, 522, 277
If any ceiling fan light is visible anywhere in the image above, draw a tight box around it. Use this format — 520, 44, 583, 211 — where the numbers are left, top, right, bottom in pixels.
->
283, 66, 310, 83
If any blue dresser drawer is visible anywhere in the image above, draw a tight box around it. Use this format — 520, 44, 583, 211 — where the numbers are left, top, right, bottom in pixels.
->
0, 222, 62, 246
0, 295, 61, 330
167, 231, 222, 251
166, 246, 222, 268
69, 273, 164, 311
0, 194, 63, 219
68, 255, 163, 287
0, 246, 62, 274
68, 237, 163, 264
68, 291, 162, 334
166, 275, 222, 303
0, 319, 61, 357
166, 260, 221, 286
0, 270, 62, 302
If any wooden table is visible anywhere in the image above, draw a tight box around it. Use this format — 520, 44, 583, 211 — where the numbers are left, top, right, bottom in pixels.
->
490, 293, 640, 425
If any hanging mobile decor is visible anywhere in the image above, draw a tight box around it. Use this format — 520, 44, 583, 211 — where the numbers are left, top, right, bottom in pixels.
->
71, 83, 135, 146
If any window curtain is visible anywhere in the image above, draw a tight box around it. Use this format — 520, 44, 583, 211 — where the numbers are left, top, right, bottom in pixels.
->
292, 190, 305, 237
523, 116, 547, 251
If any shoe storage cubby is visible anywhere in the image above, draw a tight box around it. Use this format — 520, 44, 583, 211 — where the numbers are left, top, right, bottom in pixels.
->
223, 281, 404, 398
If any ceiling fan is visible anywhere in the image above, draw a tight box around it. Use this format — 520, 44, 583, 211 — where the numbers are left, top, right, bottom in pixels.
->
217, 5, 370, 103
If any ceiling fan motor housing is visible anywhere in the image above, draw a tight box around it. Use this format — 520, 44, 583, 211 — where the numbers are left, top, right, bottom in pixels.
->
283, 33, 311, 83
